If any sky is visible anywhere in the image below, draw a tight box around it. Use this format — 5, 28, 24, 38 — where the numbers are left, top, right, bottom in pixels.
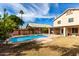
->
1, 3, 79, 28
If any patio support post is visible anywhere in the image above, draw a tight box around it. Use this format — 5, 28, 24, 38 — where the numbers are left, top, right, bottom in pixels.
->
48, 28, 50, 34
63, 27, 66, 36
39, 28, 41, 34
60, 28, 62, 35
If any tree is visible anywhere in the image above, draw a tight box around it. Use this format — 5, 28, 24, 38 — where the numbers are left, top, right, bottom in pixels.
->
7, 15, 24, 29
19, 10, 24, 19
0, 19, 16, 41
19, 10, 24, 29
0, 15, 2, 20
0, 9, 24, 42
3, 8, 7, 19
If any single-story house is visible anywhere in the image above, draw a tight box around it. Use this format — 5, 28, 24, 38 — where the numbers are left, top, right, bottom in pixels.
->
53, 8, 79, 36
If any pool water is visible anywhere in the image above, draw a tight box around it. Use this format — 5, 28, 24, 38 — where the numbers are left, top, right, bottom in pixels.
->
9, 35, 47, 43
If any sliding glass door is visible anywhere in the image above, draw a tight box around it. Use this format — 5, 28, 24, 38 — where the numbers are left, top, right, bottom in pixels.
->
72, 28, 78, 35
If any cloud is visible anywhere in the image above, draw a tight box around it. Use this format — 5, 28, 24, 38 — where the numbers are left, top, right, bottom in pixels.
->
30, 3, 49, 15
10, 3, 52, 22
17, 14, 55, 18
18, 14, 55, 24
10, 4, 28, 14
0, 3, 51, 22
10, 3, 49, 15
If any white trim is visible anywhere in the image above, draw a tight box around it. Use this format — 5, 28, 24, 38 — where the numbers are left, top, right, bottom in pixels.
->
63, 27, 66, 36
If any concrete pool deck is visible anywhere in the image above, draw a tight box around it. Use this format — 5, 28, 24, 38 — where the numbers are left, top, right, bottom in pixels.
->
1, 36, 79, 56
34, 37, 53, 43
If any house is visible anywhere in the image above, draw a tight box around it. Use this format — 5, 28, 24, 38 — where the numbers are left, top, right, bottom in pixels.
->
53, 8, 79, 36
26, 23, 52, 34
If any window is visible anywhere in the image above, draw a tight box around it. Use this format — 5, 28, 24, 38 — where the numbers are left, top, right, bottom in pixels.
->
72, 28, 78, 33
68, 18, 74, 22
57, 20, 61, 24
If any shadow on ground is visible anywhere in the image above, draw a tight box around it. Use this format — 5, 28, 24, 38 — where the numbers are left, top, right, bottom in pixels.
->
49, 45, 79, 56
1, 41, 79, 56
0, 41, 42, 56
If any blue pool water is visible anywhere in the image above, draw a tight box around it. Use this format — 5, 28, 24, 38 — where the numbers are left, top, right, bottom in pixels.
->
9, 35, 47, 43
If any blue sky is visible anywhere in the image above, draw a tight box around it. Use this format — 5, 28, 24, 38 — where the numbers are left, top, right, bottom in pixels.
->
0, 3, 79, 28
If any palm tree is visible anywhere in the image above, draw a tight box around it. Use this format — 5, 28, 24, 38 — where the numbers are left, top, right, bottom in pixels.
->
19, 10, 24, 19
19, 10, 24, 29
3, 8, 7, 19
0, 15, 2, 20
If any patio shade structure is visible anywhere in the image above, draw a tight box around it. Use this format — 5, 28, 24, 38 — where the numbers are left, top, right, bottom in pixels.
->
27, 23, 52, 34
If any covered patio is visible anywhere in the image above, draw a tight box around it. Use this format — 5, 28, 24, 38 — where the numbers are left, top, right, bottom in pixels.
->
11, 23, 52, 36
53, 25, 79, 36
26, 23, 52, 34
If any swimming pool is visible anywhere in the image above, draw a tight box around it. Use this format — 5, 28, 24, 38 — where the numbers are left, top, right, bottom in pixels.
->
9, 35, 47, 43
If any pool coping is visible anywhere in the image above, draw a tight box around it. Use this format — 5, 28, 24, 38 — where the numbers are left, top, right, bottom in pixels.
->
10, 34, 48, 38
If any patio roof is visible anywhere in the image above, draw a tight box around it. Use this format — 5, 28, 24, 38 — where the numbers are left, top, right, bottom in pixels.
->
28, 23, 52, 28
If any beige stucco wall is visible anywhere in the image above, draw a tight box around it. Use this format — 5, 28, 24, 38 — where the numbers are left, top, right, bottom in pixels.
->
67, 27, 72, 35
53, 10, 79, 27
53, 28, 60, 34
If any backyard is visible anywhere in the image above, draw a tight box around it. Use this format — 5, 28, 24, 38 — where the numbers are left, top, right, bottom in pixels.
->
0, 36, 79, 56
